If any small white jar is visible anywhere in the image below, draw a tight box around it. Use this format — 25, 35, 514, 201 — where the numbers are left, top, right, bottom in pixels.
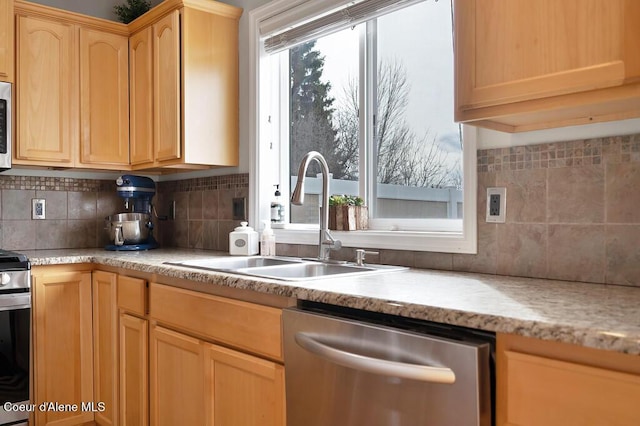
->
229, 222, 259, 255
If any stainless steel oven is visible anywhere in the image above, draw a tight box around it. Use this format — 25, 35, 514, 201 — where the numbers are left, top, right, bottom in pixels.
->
0, 82, 12, 171
0, 251, 31, 426
284, 302, 495, 426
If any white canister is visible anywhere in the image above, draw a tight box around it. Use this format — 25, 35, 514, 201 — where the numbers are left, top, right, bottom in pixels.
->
229, 222, 259, 255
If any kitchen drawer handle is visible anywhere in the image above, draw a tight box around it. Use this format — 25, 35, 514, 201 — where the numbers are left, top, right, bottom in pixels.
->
294, 332, 456, 384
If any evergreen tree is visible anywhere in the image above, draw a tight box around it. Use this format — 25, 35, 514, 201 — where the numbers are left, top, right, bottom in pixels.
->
289, 42, 353, 179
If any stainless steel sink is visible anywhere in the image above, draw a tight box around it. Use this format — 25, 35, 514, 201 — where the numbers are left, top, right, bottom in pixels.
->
165, 256, 406, 281
165, 256, 303, 271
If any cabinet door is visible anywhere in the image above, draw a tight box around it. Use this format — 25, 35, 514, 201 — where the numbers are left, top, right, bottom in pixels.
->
205, 343, 286, 426
16, 16, 75, 164
120, 313, 148, 426
93, 271, 119, 426
153, 11, 181, 163
455, 0, 640, 111
0, 0, 13, 82
129, 27, 154, 167
33, 270, 94, 426
181, 6, 239, 166
79, 28, 129, 166
497, 333, 640, 426
150, 325, 205, 426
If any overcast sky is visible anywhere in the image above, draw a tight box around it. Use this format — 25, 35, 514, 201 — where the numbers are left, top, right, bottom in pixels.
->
315, 1, 462, 165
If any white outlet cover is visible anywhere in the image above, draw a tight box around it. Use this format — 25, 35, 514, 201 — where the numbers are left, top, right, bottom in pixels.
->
486, 187, 506, 223
32, 198, 46, 220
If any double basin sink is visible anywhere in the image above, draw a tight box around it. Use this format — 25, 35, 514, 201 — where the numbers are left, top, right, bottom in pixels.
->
165, 256, 406, 281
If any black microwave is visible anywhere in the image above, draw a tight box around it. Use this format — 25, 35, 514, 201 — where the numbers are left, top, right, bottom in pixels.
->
0, 82, 12, 171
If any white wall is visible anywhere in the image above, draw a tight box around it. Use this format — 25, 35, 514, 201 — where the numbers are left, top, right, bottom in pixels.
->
478, 118, 640, 149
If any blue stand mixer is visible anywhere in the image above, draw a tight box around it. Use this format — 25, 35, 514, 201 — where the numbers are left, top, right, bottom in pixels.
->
105, 175, 160, 251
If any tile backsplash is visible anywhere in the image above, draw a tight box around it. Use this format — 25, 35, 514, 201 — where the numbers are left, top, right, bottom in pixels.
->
0, 176, 121, 250
156, 174, 249, 251
469, 134, 640, 287
3, 133, 638, 287
156, 134, 639, 287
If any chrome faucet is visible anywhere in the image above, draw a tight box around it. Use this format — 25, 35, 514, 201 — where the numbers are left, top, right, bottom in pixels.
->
291, 151, 341, 262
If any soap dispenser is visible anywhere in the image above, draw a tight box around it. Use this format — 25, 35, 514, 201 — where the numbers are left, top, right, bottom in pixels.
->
270, 184, 285, 224
260, 220, 276, 256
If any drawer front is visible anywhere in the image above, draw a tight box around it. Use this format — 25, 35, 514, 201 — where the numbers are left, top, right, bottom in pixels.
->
502, 350, 640, 426
117, 275, 147, 316
149, 283, 283, 361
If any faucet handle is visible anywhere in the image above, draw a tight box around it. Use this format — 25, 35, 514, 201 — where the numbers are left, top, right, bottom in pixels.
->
355, 249, 379, 266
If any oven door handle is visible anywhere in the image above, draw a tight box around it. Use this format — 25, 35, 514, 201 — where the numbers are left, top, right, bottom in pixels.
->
294, 332, 456, 384
0, 293, 31, 311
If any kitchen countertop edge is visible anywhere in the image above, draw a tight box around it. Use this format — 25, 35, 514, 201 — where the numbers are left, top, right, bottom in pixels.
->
24, 248, 640, 356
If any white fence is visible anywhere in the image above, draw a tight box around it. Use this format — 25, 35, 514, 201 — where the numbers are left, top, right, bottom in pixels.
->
290, 176, 462, 223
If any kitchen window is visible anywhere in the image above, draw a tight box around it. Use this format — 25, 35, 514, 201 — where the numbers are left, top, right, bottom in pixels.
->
249, 0, 477, 253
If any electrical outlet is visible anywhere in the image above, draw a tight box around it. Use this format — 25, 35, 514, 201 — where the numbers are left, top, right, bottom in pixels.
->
232, 197, 246, 221
486, 187, 506, 223
32, 199, 46, 220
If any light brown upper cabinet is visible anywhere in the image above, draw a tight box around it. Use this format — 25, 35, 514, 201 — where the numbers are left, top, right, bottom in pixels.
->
454, 0, 640, 132
79, 28, 130, 167
15, 13, 76, 165
0, 0, 14, 82
14, 1, 130, 168
129, 26, 154, 167
152, 11, 181, 164
129, 0, 242, 169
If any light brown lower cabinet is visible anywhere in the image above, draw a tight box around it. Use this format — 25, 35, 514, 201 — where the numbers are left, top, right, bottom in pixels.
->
34, 268, 286, 426
206, 341, 285, 426
149, 325, 205, 426
93, 270, 119, 426
119, 313, 149, 426
149, 324, 286, 426
148, 282, 286, 426
32, 267, 95, 426
117, 274, 148, 426
497, 333, 640, 426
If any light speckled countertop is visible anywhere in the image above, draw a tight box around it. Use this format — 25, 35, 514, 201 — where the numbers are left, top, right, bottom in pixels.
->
23, 248, 640, 355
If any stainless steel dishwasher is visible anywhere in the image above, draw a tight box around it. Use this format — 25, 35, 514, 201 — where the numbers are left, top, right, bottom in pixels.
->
283, 302, 494, 426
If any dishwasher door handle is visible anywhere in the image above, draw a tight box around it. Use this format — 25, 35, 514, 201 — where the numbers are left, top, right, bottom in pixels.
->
294, 332, 456, 384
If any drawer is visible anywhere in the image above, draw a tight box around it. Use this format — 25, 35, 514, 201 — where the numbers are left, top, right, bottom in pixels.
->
149, 283, 283, 361
117, 275, 147, 316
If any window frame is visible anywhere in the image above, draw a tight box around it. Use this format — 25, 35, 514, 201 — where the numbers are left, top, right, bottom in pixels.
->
249, 0, 478, 254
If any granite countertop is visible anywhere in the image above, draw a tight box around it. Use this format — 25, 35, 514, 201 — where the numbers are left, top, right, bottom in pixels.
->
23, 248, 640, 355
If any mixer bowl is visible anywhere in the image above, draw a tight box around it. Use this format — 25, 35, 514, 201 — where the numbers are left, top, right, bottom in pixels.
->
105, 213, 151, 245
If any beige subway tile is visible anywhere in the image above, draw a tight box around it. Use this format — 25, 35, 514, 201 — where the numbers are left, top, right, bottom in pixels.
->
496, 169, 546, 223
188, 191, 203, 220
497, 223, 547, 278
203, 190, 220, 220
202, 220, 219, 250
547, 165, 604, 223
453, 221, 498, 274
547, 224, 605, 283
188, 220, 203, 249
380, 249, 415, 268
37, 220, 68, 249
606, 162, 640, 223
414, 251, 453, 271
606, 225, 640, 287
68, 192, 97, 220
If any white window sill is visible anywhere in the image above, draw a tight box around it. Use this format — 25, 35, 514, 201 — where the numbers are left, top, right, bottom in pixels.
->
273, 227, 476, 253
